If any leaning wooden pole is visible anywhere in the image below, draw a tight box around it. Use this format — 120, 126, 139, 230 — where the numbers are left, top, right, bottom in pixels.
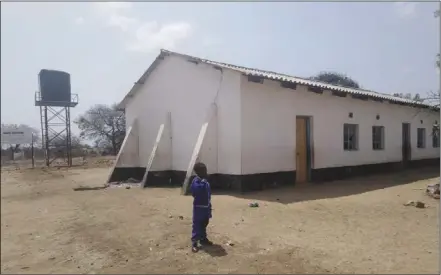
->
181, 103, 217, 195
106, 120, 135, 184
181, 123, 209, 195
141, 123, 165, 188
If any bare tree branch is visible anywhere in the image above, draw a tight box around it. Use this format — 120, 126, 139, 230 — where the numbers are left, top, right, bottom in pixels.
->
74, 104, 126, 155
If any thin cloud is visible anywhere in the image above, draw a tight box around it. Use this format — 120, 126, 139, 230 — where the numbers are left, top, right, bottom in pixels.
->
202, 36, 221, 48
93, 2, 192, 53
402, 66, 415, 74
128, 22, 193, 53
74, 17, 85, 25
94, 2, 137, 32
393, 2, 418, 18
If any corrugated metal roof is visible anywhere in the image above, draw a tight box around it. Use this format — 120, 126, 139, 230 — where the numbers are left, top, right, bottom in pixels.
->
118, 49, 439, 111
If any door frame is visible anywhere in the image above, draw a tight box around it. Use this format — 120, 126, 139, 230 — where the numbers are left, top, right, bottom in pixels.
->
296, 116, 313, 182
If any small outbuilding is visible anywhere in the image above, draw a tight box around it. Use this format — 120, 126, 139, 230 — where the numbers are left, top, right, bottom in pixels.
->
109, 49, 440, 193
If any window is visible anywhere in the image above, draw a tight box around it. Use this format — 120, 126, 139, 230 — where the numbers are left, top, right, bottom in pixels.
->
344, 124, 358, 151
417, 128, 426, 148
432, 132, 439, 148
372, 126, 385, 150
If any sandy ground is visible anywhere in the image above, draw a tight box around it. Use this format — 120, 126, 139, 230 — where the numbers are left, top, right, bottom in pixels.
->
1, 163, 439, 274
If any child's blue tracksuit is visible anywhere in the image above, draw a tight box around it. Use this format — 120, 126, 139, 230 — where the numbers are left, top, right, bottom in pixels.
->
190, 176, 212, 243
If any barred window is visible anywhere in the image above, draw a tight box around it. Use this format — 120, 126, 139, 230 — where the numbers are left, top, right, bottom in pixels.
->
417, 128, 426, 148
343, 124, 358, 151
372, 126, 385, 150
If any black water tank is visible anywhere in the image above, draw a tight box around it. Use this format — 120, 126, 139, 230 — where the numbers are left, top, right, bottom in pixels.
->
38, 69, 71, 104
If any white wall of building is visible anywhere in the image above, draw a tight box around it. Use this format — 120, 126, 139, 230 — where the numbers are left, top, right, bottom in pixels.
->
240, 77, 439, 174
124, 55, 242, 174
124, 55, 438, 177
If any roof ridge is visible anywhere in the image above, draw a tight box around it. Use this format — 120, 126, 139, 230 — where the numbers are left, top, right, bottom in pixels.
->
156, 49, 437, 110
162, 49, 395, 96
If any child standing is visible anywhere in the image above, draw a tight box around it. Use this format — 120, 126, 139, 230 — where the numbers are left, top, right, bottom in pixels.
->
190, 162, 213, 252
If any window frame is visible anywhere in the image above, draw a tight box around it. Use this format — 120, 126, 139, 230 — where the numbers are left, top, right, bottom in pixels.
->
432, 131, 439, 148
343, 123, 359, 151
372, 126, 385, 151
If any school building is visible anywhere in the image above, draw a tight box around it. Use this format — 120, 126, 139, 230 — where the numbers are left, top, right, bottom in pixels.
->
109, 49, 440, 192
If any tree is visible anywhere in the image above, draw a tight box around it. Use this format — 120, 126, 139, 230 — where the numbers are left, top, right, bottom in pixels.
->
436, 10, 440, 69
392, 93, 424, 102
93, 139, 114, 155
74, 104, 126, 155
310, 71, 361, 89
50, 134, 87, 158
51, 134, 82, 149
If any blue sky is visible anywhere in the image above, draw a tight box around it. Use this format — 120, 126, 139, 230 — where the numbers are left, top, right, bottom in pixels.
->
1, 2, 439, 135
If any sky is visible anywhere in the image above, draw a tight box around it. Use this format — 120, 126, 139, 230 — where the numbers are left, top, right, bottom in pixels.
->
1, 2, 440, 136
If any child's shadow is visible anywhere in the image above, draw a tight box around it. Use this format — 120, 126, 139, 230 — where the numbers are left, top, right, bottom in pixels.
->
201, 244, 228, 257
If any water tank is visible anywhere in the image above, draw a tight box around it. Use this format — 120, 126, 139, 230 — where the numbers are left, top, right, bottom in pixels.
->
38, 69, 71, 105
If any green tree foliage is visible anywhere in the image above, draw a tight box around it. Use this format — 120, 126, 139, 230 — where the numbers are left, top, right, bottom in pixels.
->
310, 71, 361, 89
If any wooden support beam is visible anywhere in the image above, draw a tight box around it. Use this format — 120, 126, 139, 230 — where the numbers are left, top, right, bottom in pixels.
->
106, 120, 136, 183
181, 103, 217, 195
141, 123, 165, 188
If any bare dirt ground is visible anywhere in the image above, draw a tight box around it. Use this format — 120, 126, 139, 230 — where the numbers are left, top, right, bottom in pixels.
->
1, 161, 439, 274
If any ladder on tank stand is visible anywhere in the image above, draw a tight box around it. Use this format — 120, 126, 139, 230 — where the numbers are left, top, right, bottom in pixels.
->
39, 106, 47, 165
39, 105, 73, 167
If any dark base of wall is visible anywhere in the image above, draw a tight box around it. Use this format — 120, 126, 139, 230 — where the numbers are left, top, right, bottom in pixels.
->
310, 158, 440, 182
108, 167, 145, 183
109, 158, 439, 192
108, 168, 184, 187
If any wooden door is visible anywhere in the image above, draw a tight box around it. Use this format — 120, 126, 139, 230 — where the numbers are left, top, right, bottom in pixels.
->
296, 117, 308, 183
402, 123, 411, 165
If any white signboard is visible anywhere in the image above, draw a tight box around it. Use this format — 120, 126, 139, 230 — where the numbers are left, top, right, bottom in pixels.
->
1, 126, 33, 145
14, 151, 24, 160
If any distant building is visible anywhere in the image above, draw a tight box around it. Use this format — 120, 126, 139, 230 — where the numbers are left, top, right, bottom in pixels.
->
110, 49, 440, 191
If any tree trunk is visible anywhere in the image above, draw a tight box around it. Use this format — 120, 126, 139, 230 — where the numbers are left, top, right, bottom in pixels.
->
10, 146, 14, 161
112, 138, 117, 156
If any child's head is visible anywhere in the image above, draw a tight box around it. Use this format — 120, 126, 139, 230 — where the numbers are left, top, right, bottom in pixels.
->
193, 162, 208, 178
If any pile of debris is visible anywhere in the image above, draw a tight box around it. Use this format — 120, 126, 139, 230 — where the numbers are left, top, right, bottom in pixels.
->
73, 178, 141, 191
426, 183, 440, 199
404, 200, 426, 208
107, 178, 141, 189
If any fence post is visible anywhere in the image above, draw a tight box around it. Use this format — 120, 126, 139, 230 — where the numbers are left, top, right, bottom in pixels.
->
31, 134, 35, 168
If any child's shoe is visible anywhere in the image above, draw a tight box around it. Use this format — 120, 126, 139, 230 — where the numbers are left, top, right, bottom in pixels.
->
191, 242, 199, 253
